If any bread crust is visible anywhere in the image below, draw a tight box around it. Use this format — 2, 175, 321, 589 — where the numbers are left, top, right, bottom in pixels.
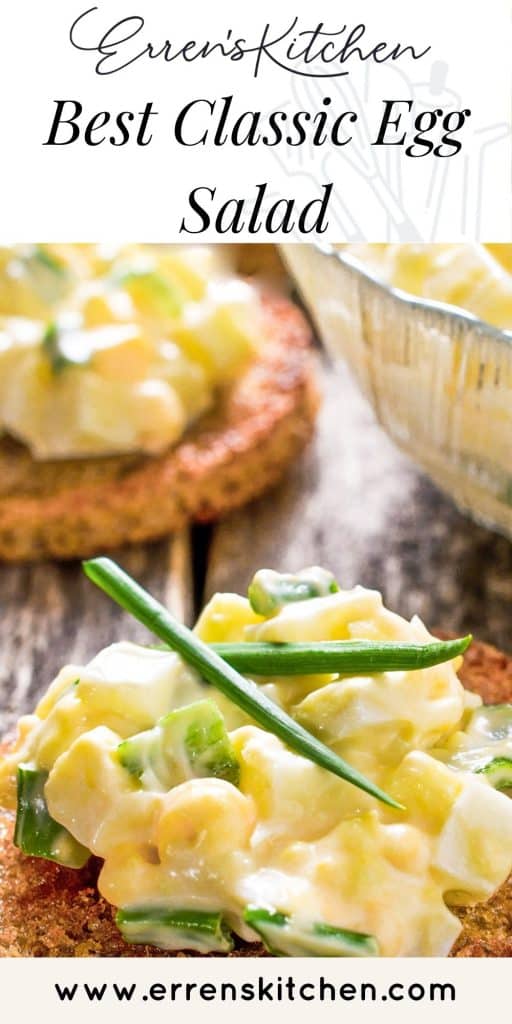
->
1, 636, 511, 957
0, 294, 318, 561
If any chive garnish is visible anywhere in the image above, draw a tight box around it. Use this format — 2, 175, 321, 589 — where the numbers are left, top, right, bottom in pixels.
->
83, 557, 403, 810
208, 637, 471, 675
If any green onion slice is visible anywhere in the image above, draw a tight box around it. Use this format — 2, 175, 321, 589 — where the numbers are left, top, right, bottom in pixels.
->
244, 907, 379, 957
116, 906, 233, 953
14, 765, 89, 868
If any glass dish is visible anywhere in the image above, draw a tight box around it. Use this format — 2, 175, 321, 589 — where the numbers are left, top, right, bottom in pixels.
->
281, 243, 512, 540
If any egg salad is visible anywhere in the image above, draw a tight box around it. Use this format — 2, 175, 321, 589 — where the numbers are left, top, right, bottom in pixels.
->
2, 567, 512, 958
0, 245, 262, 459
340, 244, 512, 330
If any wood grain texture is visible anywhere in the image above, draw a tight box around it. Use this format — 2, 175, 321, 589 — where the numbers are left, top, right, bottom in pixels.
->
0, 533, 193, 734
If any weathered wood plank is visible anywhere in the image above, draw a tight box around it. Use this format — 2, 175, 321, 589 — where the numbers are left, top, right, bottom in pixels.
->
206, 361, 512, 650
0, 532, 193, 734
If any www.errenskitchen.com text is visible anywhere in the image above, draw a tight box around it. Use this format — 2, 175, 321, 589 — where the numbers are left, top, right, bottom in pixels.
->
53, 975, 456, 1005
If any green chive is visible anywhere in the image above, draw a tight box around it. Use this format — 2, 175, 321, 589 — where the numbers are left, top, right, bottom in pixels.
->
82, 557, 403, 810
208, 637, 471, 675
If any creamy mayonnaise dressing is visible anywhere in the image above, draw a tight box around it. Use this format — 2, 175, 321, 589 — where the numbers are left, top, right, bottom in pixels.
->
0, 244, 261, 459
2, 579, 512, 957
340, 244, 512, 330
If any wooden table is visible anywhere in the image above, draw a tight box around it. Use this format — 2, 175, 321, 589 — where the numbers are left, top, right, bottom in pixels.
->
2, 360, 512, 734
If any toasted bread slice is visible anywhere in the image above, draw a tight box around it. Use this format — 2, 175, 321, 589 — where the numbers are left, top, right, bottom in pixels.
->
445, 636, 512, 957
0, 294, 318, 562
1, 637, 511, 957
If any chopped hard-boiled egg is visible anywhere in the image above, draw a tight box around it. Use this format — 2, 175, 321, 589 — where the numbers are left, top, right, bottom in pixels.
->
0, 244, 262, 459
2, 568, 512, 957
340, 243, 512, 331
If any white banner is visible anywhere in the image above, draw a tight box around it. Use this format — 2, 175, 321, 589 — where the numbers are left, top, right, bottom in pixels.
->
0, 956, 507, 1024
1, 0, 510, 240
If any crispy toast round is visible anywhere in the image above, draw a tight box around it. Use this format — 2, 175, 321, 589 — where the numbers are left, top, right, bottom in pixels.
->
0, 637, 511, 956
0, 294, 318, 562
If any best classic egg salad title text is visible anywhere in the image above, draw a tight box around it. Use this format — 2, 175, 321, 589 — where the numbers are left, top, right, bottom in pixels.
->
43, 7, 473, 235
